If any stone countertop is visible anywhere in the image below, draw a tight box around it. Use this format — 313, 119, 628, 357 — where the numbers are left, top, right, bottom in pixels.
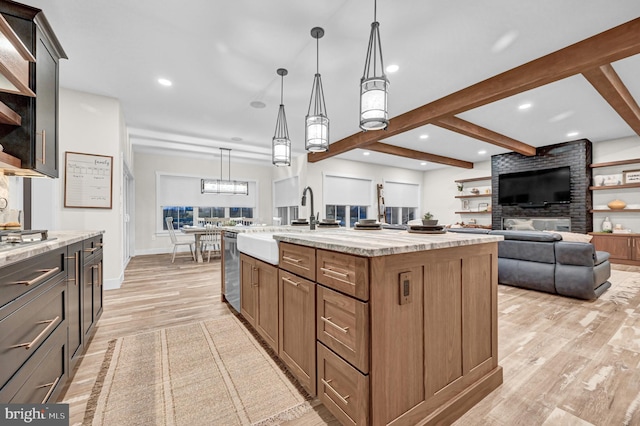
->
218, 225, 316, 233
272, 229, 503, 257
0, 230, 104, 268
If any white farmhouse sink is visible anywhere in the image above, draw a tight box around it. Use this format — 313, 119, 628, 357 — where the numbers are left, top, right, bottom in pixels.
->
237, 233, 279, 265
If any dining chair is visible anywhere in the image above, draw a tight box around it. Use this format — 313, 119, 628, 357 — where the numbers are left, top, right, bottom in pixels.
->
165, 217, 195, 263
200, 224, 221, 262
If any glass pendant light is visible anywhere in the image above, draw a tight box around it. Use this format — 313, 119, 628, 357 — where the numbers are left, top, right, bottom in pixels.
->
272, 68, 291, 166
305, 27, 329, 152
201, 148, 249, 195
360, 0, 389, 131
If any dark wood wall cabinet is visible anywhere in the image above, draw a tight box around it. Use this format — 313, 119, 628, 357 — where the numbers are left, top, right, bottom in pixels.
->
0, 234, 103, 403
0, 1, 67, 178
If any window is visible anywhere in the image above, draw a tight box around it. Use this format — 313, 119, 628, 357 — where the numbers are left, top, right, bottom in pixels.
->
385, 207, 417, 225
382, 181, 420, 225
162, 206, 193, 230
323, 173, 373, 228
277, 206, 299, 225
157, 173, 257, 232
326, 205, 367, 227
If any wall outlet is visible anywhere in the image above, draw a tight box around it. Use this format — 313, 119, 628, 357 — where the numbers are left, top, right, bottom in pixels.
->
399, 272, 412, 305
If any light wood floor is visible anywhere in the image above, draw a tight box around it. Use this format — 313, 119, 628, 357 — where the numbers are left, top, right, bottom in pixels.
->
60, 255, 640, 425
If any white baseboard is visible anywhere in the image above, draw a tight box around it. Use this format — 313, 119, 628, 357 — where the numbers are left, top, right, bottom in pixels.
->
104, 269, 124, 290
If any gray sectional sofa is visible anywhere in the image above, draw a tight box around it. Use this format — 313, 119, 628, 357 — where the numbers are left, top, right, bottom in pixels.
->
448, 228, 611, 300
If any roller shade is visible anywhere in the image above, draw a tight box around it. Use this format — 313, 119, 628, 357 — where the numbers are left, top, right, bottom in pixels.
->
158, 173, 256, 208
383, 181, 420, 207
274, 176, 299, 207
324, 174, 373, 206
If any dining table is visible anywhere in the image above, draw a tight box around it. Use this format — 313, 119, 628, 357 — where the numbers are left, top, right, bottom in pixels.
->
180, 226, 219, 263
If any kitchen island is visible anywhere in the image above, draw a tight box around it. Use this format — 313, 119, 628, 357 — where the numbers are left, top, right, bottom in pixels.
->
237, 228, 503, 426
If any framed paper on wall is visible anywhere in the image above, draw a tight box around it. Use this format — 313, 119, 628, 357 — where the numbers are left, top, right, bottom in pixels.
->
623, 169, 640, 184
64, 151, 113, 209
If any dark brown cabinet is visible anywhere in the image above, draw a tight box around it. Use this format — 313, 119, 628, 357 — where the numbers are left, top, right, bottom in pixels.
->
0, 2, 66, 177
66, 242, 83, 370
0, 234, 104, 403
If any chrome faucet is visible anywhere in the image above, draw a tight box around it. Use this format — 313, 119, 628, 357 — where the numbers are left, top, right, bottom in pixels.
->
301, 186, 317, 230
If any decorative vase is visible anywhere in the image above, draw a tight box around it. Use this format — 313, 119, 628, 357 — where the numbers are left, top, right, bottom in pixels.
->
607, 199, 626, 210
602, 217, 612, 232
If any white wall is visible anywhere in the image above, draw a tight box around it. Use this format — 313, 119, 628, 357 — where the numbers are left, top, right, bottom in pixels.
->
47, 88, 125, 290
133, 151, 273, 255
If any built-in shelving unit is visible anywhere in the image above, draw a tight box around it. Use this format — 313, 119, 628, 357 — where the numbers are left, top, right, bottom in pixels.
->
590, 158, 640, 264
454, 176, 492, 224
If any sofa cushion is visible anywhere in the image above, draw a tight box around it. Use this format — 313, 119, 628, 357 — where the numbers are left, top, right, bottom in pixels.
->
595, 251, 610, 266
489, 230, 561, 242
498, 239, 557, 263
545, 231, 593, 243
555, 241, 596, 266
498, 258, 556, 293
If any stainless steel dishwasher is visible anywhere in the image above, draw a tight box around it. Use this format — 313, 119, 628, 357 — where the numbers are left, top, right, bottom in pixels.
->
223, 231, 240, 312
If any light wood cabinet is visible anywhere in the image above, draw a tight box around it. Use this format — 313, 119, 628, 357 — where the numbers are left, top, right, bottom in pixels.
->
240, 254, 279, 353
279, 242, 316, 281
308, 242, 501, 425
278, 270, 316, 395
590, 233, 640, 266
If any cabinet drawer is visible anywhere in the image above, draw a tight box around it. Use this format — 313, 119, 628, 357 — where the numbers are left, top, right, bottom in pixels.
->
279, 242, 316, 281
83, 234, 104, 261
317, 285, 369, 374
317, 342, 369, 426
317, 249, 369, 301
0, 247, 66, 311
4, 323, 66, 404
0, 278, 66, 389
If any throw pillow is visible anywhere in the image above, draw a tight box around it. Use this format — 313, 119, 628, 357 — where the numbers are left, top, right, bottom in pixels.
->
505, 219, 535, 230
544, 231, 593, 243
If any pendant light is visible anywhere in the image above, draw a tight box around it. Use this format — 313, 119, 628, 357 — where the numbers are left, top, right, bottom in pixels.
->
272, 68, 291, 166
360, 0, 389, 131
305, 27, 329, 152
201, 148, 249, 195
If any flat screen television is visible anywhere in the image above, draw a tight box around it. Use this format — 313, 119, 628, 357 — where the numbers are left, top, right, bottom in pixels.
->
498, 166, 571, 206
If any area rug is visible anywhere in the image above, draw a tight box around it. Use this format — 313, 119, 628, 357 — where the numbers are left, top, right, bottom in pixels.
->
83, 315, 313, 426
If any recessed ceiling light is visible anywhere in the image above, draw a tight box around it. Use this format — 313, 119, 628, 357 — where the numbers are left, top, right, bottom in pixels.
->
549, 110, 574, 123
363, 151, 370, 156
478, 150, 487, 155
419, 134, 429, 140
250, 101, 266, 109
157, 78, 172, 87
518, 103, 532, 110
491, 30, 519, 53
566, 131, 579, 137
386, 64, 399, 73
420, 162, 427, 166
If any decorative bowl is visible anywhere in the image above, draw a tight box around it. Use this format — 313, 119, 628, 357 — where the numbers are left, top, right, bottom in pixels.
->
422, 219, 438, 226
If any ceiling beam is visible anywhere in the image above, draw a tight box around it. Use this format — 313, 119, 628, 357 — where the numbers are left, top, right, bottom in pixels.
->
433, 116, 536, 156
366, 143, 474, 169
308, 17, 640, 163
582, 64, 640, 136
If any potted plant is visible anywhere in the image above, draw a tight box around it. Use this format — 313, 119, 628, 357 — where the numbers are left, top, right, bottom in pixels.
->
422, 212, 438, 226
456, 182, 464, 195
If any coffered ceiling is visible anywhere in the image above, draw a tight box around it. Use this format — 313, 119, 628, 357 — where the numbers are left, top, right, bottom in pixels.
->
20, 0, 640, 170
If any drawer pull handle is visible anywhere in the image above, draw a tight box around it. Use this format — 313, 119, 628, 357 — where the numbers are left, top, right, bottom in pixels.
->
320, 316, 349, 333
39, 376, 60, 403
11, 316, 60, 350
320, 267, 350, 279
282, 255, 302, 263
321, 379, 350, 405
283, 277, 300, 287
9, 267, 60, 286
84, 247, 98, 253
282, 277, 310, 293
